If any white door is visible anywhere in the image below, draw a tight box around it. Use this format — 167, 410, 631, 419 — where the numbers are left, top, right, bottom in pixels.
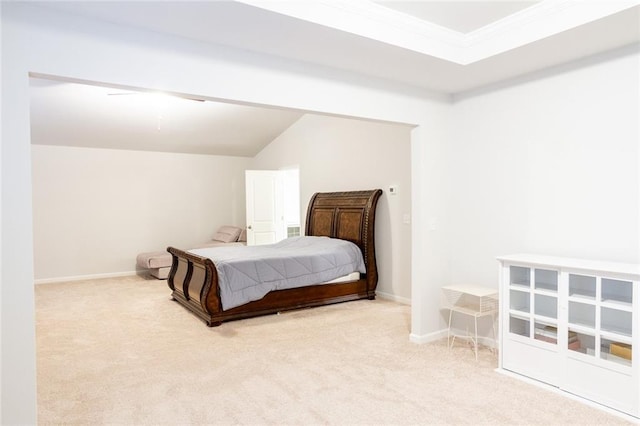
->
245, 170, 285, 245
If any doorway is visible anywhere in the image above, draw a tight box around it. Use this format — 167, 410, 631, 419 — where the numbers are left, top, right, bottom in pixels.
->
245, 168, 300, 245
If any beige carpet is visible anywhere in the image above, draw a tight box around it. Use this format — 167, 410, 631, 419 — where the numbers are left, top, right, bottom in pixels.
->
36, 275, 630, 425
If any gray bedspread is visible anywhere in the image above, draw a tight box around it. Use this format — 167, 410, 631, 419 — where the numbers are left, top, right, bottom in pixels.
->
189, 236, 365, 310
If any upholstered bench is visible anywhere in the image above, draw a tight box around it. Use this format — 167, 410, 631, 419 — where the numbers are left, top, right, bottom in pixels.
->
137, 225, 246, 279
136, 250, 174, 279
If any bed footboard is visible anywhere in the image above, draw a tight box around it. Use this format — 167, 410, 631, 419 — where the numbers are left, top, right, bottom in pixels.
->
167, 247, 223, 326
167, 245, 372, 327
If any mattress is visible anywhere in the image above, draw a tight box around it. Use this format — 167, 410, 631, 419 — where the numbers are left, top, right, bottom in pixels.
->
189, 236, 365, 310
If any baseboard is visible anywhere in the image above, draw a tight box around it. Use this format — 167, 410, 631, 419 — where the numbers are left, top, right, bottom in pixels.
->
477, 335, 498, 349
35, 270, 139, 285
409, 329, 498, 349
376, 291, 410, 305
409, 329, 447, 344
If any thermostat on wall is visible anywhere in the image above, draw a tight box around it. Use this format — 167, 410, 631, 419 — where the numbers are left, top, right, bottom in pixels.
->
389, 185, 398, 195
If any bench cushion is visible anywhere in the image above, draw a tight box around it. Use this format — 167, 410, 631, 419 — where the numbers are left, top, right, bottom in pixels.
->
136, 251, 172, 269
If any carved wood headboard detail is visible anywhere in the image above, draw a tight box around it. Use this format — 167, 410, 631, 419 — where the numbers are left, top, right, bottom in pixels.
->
305, 189, 383, 290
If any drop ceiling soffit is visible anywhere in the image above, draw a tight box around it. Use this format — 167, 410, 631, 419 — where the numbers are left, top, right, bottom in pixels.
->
237, 0, 640, 65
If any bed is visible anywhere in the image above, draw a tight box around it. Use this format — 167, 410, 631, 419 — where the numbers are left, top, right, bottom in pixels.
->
167, 189, 383, 326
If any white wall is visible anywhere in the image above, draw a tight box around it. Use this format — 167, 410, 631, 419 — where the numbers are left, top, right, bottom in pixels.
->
31, 145, 249, 280
1, 4, 449, 422
448, 47, 640, 289
251, 114, 413, 302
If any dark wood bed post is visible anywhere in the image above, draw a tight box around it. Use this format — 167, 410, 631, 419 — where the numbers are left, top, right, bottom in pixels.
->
304, 189, 383, 298
167, 189, 383, 326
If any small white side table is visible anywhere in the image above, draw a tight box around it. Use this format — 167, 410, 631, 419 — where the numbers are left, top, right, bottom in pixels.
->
441, 284, 498, 360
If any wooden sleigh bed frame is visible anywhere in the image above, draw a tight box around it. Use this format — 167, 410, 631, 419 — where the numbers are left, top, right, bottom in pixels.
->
167, 189, 383, 326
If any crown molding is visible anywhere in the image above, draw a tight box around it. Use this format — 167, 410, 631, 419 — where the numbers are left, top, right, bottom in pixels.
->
237, 0, 640, 65
238, 0, 467, 62
463, 0, 640, 63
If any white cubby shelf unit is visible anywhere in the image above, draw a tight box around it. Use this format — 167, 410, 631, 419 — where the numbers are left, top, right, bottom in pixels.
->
498, 254, 640, 418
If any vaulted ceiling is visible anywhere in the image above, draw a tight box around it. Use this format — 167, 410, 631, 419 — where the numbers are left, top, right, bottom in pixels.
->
29, 1, 640, 156
30, 78, 304, 157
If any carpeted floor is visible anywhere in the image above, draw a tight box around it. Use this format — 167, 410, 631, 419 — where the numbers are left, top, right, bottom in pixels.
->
36, 275, 631, 425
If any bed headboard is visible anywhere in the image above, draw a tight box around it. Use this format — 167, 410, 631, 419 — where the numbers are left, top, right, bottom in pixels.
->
305, 189, 383, 290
